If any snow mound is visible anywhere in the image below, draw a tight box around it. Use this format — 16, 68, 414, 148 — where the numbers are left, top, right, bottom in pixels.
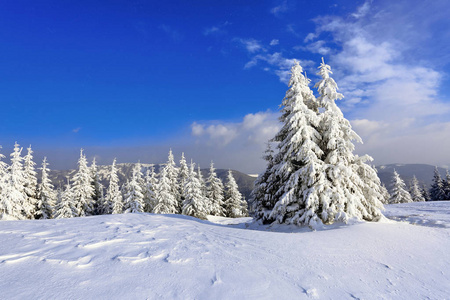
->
0, 203, 449, 299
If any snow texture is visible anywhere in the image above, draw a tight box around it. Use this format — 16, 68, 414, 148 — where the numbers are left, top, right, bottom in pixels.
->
0, 202, 448, 299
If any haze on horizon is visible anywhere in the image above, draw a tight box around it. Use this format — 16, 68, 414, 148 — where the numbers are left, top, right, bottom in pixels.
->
1, 0, 449, 173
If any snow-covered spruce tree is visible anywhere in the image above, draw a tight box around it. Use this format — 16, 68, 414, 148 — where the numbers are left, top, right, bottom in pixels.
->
105, 159, 123, 214
224, 170, 248, 218
142, 166, 158, 213
165, 149, 180, 212
380, 183, 391, 204
429, 167, 445, 201
264, 61, 328, 226
313, 58, 383, 224
182, 161, 208, 220
409, 176, 425, 202
178, 153, 189, 211
421, 184, 430, 202
197, 166, 207, 203
251, 143, 278, 219
0, 143, 27, 220
389, 170, 412, 204
90, 158, 104, 215
72, 149, 95, 216
206, 161, 226, 216
36, 157, 56, 219
123, 162, 145, 213
443, 170, 450, 200
153, 165, 178, 214
53, 178, 78, 219
22, 145, 38, 219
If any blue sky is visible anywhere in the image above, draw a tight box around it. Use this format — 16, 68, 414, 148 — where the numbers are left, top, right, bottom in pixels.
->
1, 0, 449, 172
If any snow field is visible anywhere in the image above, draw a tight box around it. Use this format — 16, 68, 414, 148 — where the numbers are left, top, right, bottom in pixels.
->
0, 202, 449, 299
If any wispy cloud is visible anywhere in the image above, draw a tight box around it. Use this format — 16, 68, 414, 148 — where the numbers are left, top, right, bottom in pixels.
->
270, 0, 289, 17
159, 24, 182, 42
236, 38, 264, 53
270, 39, 279, 46
72, 127, 81, 133
203, 21, 230, 36
303, 0, 450, 166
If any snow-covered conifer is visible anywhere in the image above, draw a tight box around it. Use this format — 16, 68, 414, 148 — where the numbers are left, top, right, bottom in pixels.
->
165, 150, 180, 211
0, 143, 28, 220
178, 153, 189, 210
251, 143, 276, 219
206, 161, 225, 216
429, 167, 445, 201
72, 149, 95, 216
36, 157, 56, 219
105, 159, 123, 214
142, 166, 158, 213
90, 158, 104, 215
264, 61, 328, 226
153, 166, 178, 214
314, 58, 383, 224
22, 145, 38, 219
197, 165, 207, 199
123, 163, 145, 213
380, 183, 390, 204
389, 170, 412, 204
224, 170, 248, 218
53, 178, 78, 219
443, 170, 450, 200
409, 176, 425, 202
421, 185, 430, 202
182, 161, 208, 220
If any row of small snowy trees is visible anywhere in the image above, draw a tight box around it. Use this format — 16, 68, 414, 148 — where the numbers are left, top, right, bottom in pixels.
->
0, 145, 248, 221
389, 167, 450, 204
251, 59, 386, 228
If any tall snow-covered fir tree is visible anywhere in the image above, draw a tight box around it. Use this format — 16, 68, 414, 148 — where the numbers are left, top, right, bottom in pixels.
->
53, 178, 78, 219
224, 170, 248, 218
443, 170, 450, 200
142, 166, 158, 213
0, 143, 27, 220
178, 153, 189, 211
252, 59, 384, 227
380, 183, 391, 204
106, 159, 123, 214
389, 170, 412, 204
409, 176, 425, 202
153, 165, 178, 214
72, 149, 95, 216
123, 162, 145, 213
197, 166, 207, 203
267, 61, 328, 226
206, 161, 225, 216
421, 184, 430, 202
429, 167, 445, 201
22, 145, 38, 219
90, 158, 104, 215
182, 161, 208, 220
36, 157, 56, 219
165, 149, 180, 211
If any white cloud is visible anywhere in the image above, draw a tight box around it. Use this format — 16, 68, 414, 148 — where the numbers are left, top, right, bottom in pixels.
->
305, 0, 450, 166
72, 127, 81, 133
203, 21, 230, 36
237, 38, 264, 53
244, 52, 313, 83
270, 39, 279, 46
270, 0, 289, 17
190, 111, 281, 172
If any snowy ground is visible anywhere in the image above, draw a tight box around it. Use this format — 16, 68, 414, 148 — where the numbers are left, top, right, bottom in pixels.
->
1, 203, 449, 299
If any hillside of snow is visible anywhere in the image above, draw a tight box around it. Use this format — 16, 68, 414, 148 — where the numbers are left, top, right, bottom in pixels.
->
1, 202, 449, 299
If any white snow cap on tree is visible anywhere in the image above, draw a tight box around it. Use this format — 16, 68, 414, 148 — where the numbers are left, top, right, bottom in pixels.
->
53, 178, 78, 219
389, 170, 413, 204
252, 59, 384, 228
142, 166, 158, 213
36, 157, 56, 219
165, 149, 180, 212
72, 149, 95, 216
153, 165, 178, 214
182, 161, 208, 220
23, 145, 38, 219
224, 170, 248, 218
108, 159, 123, 214
0, 143, 28, 220
206, 161, 226, 216
123, 162, 145, 213
409, 176, 425, 202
